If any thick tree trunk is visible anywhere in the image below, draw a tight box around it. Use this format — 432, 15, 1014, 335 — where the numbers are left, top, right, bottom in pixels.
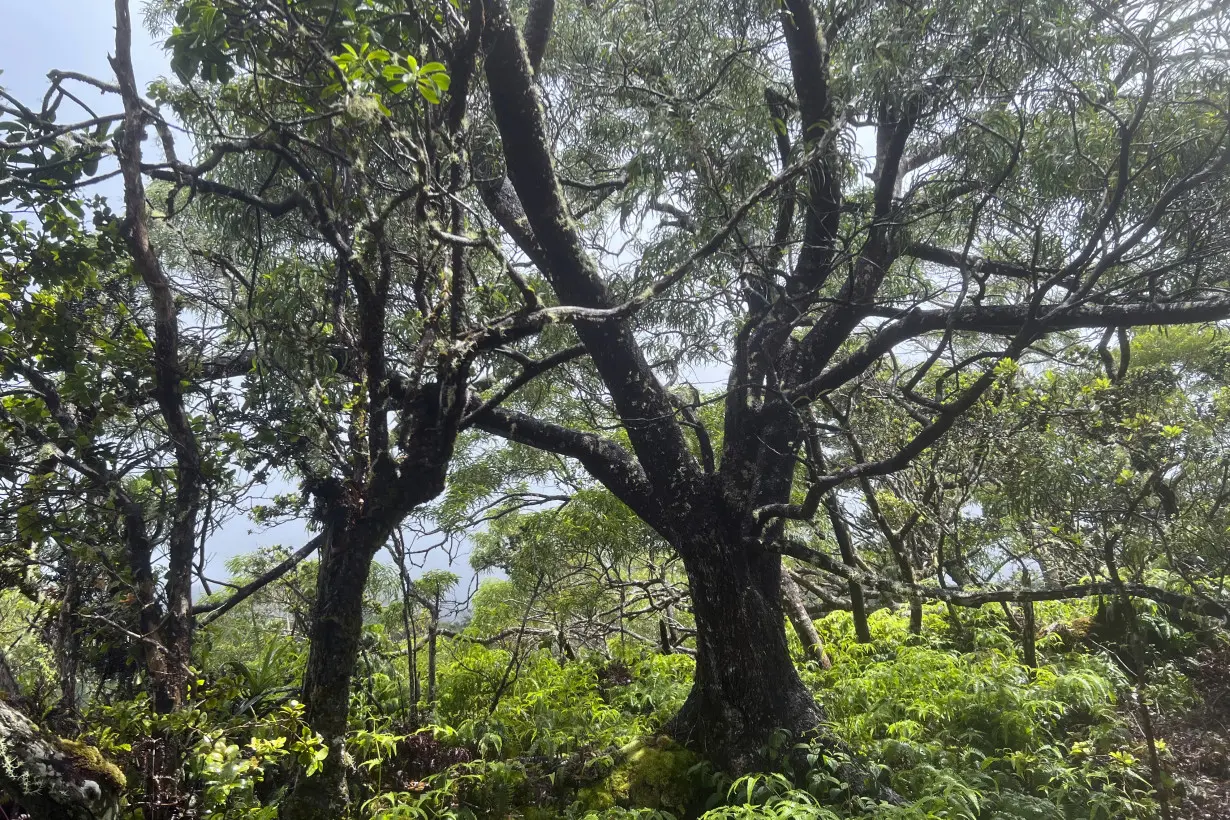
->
665, 536, 825, 771
283, 522, 383, 820
665, 532, 899, 804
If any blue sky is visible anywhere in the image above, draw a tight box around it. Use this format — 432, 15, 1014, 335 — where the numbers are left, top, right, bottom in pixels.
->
1, 2, 166, 119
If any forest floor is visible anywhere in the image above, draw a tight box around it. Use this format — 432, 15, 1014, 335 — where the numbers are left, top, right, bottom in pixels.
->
1159, 642, 1230, 819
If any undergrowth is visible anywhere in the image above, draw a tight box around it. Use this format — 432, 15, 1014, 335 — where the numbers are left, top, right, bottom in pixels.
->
82, 601, 1192, 819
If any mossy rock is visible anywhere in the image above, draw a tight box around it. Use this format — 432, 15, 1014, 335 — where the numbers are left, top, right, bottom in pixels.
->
57, 739, 127, 791
576, 767, 629, 811
574, 736, 702, 815
625, 738, 701, 813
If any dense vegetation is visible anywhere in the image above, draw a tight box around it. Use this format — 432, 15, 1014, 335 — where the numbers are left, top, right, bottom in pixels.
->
2, 0, 1230, 817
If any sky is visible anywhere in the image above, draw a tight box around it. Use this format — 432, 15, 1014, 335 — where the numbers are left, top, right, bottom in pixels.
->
1, 2, 166, 121
0, 2, 482, 599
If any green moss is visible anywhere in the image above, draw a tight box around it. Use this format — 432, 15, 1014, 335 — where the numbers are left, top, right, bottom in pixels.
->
57, 738, 126, 791
581, 736, 700, 815
576, 767, 629, 811
574, 736, 702, 814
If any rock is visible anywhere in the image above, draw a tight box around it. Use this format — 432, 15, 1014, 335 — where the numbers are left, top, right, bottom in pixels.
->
0, 698, 124, 820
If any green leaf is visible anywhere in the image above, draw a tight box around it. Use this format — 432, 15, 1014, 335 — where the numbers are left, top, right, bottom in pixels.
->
417, 80, 440, 104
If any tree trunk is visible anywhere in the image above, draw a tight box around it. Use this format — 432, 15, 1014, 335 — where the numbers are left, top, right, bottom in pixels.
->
49, 561, 81, 728
664, 532, 899, 804
658, 618, 673, 655
162, 544, 195, 709
395, 553, 421, 725
849, 585, 873, 643
908, 601, 923, 635
1020, 567, 1037, 668
283, 522, 382, 820
665, 536, 825, 771
0, 649, 26, 708
1021, 600, 1037, 668
824, 495, 872, 643
426, 606, 439, 711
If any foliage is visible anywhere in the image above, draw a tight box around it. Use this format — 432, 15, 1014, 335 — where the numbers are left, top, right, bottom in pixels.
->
5, 0, 1230, 817
811, 606, 1157, 819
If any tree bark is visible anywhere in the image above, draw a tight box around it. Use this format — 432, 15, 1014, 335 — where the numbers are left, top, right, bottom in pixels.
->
282, 521, 383, 820
665, 534, 824, 771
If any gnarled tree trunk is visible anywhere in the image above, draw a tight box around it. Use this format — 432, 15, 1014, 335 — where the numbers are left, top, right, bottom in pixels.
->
666, 534, 824, 771
664, 530, 898, 807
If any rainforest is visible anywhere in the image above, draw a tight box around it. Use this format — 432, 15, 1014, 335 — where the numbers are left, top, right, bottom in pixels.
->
2, 0, 1230, 818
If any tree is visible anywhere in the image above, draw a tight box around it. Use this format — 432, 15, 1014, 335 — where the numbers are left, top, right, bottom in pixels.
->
2, 1, 571, 815
463, 0, 1230, 770
6, 0, 1230, 794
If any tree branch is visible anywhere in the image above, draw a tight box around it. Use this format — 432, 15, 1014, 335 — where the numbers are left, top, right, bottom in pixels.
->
192, 534, 326, 625
481, 0, 699, 503
780, 537, 1230, 624
470, 404, 669, 537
